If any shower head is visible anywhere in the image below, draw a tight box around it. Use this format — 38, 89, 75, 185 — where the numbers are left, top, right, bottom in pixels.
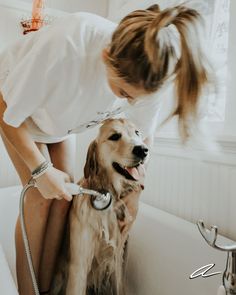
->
65, 183, 112, 211
90, 191, 112, 210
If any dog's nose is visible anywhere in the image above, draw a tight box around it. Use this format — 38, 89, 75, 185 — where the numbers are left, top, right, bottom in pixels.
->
132, 145, 149, 159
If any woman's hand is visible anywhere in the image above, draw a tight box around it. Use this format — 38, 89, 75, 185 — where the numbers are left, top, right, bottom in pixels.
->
34, 166, 73, 201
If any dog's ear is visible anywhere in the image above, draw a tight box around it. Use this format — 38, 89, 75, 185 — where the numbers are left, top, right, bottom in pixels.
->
84, 140, 98, 179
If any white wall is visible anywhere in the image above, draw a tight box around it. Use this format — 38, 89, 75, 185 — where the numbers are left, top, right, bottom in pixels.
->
16, 0, 108, 16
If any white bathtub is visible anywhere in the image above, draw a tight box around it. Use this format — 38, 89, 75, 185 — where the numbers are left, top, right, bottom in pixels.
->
126, 202, 229, 295
0, 185, 232, 295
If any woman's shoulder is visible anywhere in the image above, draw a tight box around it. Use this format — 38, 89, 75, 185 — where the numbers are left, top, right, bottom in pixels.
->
0, 12, 116, 78
40, 12, 117, 55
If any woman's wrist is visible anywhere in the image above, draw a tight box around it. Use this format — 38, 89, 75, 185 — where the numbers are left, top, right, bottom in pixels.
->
31, 160, 53, 179
25, 154, 48, 172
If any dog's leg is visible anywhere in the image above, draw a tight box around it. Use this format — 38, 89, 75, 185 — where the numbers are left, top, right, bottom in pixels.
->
66, 213, 95, 295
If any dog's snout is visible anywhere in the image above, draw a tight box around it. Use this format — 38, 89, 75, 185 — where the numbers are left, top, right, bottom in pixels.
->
132, 145, 149, 159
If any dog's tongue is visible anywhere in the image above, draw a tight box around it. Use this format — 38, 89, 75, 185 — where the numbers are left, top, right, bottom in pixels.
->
126, 164, 145, 184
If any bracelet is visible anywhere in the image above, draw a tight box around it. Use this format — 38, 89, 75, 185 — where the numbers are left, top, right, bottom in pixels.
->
31, 161, 53, 179
31, 160, 48, 175
31, 160, 53, 180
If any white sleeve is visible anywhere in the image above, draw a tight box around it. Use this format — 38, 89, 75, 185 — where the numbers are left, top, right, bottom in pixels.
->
1, 30, 59, 128
124, 96, 163, 139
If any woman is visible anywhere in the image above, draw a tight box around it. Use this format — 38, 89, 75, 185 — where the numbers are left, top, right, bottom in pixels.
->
0, 4, 210, 295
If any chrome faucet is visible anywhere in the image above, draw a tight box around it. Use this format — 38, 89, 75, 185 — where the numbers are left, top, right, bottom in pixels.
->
197, 220, 236, 295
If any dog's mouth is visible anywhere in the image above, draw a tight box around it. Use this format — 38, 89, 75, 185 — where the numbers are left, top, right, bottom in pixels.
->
112, 161, 145, 182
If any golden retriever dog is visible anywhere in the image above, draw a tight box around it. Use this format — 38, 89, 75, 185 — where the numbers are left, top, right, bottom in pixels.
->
50, 118, 149, 295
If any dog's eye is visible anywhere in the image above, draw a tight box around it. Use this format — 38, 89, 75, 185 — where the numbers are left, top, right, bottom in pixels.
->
135, 130, 140, 136
108, 133, 122, 141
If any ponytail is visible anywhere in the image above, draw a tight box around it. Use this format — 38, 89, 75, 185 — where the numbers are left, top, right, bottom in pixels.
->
172, 6, 209, 140
106, 4, 211, 141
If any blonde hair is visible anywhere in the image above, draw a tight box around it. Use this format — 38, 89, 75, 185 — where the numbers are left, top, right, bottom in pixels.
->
105, 4, 210, 141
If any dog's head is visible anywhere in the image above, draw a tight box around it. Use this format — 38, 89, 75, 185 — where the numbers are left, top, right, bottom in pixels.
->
84, 118, 149, 196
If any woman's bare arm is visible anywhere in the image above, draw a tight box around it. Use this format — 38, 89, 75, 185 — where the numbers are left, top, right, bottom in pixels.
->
0, 93, 46, 171
0, 92, 72, 201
